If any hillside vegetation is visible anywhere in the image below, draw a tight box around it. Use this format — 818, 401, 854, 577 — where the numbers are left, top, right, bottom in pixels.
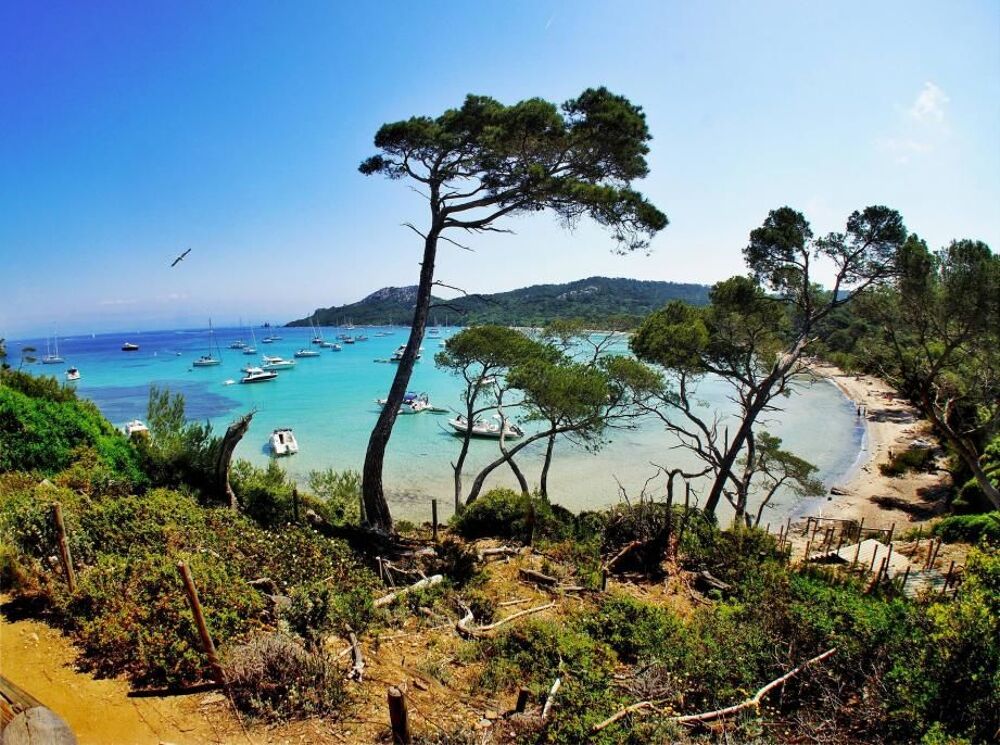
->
287, 276, 711, 328
1, 369, 997, 744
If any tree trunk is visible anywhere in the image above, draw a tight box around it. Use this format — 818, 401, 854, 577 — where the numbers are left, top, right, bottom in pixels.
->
922, 392, 1000, 510
466, 429, 556, 504
362, 227, 440, 532
216, 411, 254, 509
451, 393, 478, 515
539, 432, 556, 499
703, 337, 808, 514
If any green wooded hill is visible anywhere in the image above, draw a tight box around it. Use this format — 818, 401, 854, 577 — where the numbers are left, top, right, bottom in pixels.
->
286, 276, 711, 328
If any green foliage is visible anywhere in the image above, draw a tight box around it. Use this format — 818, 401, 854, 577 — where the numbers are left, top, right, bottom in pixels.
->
284, 580, 374, 651
0, 372, 144, 485
932, 512, 1000, 543
450, 488, 532, 540
306, 468, 361, 525
230, 458, 296, 527
880, 445, 937, 477
137, 385, 218, 495
67, 550, 262, 686
581, 594, 682, 664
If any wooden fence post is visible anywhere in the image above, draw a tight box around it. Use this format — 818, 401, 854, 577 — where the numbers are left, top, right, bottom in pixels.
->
52, 503, 76, 593
177, 561, 225, 685
431, 499, 438, 542
515, 687, 531, 713
292, 487, 299, 524
388, 685, 411, 744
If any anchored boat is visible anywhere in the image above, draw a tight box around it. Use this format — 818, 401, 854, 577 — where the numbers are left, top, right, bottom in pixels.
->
269, 428, 299, 456
447, 415, 524, 439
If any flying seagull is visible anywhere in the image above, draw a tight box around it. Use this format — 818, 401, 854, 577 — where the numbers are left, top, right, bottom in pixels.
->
170, 248, 192, 267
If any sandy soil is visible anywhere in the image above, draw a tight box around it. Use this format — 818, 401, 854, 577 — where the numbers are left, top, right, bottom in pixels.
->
807, 362, 950, 529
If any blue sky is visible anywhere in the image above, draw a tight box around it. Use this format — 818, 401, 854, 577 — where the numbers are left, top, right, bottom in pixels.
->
2, 0, 998, 337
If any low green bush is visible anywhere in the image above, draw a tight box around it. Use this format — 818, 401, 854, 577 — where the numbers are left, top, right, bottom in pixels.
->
880, 445, 936, 477
65, 550, 262, 686
932, 512, 1000, 543
580, 593, 683, 664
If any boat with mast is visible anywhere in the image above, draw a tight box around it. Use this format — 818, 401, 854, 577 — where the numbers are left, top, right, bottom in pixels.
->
42, 333, 65, 364
192, 319, 222, 367
243, 326, 258, 355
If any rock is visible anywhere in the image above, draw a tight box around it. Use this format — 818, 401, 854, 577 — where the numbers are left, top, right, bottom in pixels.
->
28, 632, 40, 643
198, 692, 227, 706
485, 709, 500, 720
4, 707, 77, 745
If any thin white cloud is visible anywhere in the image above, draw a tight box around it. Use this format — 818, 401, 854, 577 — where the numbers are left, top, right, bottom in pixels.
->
878, 81, 950, 165
99, 298, 137, 306
909, 82, 949, 124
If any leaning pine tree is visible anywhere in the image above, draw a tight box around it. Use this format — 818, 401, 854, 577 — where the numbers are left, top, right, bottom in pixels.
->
358, 88, 668, 531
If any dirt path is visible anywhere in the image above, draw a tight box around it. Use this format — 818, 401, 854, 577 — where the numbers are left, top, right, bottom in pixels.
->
0, 609, 243, 744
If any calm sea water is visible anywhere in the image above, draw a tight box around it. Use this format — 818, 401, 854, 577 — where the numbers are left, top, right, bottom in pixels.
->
9, 327, 862, 523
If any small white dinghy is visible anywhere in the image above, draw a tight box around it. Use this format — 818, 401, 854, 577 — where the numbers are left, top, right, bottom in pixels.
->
447, 414, 524, 439
269, 428, 298, 456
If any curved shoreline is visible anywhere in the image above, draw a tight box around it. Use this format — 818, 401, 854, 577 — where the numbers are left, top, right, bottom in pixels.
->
801, 361, 947, 528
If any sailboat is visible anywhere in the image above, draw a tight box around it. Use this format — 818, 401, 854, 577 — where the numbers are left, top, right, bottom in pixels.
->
192, 320, 222, 367
42, 333, 65, 364
243, 326, 258, 355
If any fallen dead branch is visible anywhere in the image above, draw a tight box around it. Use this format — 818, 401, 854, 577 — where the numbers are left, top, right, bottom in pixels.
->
374, 574, 444, 608
456, 602, 557, 639
591, 648, 837, 733
347, 632, 364, 682
518, 568, 558, 586
478, 546, 520, 561
541, 677, 562, 720
603, 540, 644, 572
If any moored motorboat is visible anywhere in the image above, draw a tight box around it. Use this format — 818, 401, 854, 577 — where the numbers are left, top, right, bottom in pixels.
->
261, 355, 296, 370
330, 343, 342, 352
241, 367, 278, 383
124, 419, 149, 437
447, 415, 523, 439
376, 391, 435, 414
269, 428, 299, 456
294, 348, 321, 358
121, 342, 140, 351
65, 367, 81, 382
390, 344, 422, 362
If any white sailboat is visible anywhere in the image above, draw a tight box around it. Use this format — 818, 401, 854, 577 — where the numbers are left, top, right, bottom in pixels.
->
243, 326, 258, 355
42, 333, 65, 364
192, 319, 222, 367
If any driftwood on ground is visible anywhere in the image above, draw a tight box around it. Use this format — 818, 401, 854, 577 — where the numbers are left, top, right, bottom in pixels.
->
373, 575, 443, 608
518, 568, 558, 586
347, 632, 365, 682
591, 648, 837, 732
455, 602, 556, 639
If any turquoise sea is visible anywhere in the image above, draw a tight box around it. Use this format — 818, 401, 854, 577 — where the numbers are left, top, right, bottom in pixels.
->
8, 327, 863, 523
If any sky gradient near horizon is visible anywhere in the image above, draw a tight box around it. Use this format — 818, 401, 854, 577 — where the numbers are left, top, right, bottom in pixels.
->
2, 0, 998, 337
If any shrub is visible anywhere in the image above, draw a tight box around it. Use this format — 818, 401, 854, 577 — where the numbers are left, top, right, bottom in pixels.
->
580, 593, 683, 663
66, 551, 262, 686
932, 512, 1000, 544
284, 580, 374, 650
306, 468, 361, 525
879, 446, 936, 477
0, 379, 144, 486
230, 459, 296, 527
223, 632, 346, 720
451, 488, 530, 540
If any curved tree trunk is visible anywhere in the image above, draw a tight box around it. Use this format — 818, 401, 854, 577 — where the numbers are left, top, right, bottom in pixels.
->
539, 432, 556, 499
921, 391, 1000, 510
466, 428, 558, 504
217, 411, 254, 509
704, 337, 808, 514
362, 226, 440, 532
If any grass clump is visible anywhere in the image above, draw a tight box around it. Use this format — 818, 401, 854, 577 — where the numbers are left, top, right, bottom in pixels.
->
879, 445, 936, 477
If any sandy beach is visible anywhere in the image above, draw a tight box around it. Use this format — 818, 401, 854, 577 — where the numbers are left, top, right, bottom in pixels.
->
806, 361, 950, 531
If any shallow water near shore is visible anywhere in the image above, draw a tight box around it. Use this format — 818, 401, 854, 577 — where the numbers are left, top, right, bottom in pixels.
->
11, 327, 864, 522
